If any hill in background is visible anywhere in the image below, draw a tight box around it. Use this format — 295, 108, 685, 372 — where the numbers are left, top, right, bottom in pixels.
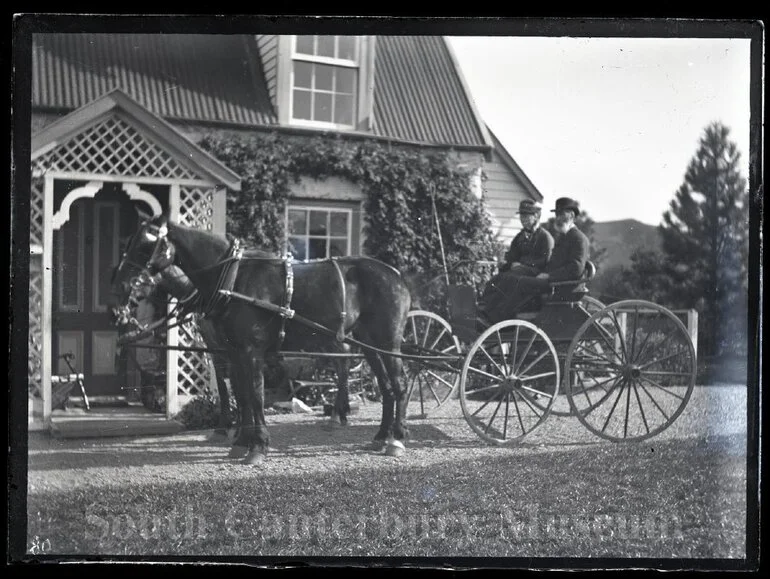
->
592, 219, 662, 272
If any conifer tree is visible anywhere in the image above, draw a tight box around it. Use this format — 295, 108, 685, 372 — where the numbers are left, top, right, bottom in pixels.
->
657, 121, 749, 356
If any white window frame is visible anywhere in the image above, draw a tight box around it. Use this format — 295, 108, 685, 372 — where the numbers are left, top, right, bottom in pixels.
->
285, 204, 353, 262
289, 35, 361, 130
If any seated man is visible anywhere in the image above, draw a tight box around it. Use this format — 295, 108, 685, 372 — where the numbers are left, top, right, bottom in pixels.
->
479, 197, 590, 325
499, 199, 554, 276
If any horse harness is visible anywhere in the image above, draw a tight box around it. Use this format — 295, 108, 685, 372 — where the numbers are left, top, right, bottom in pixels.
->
128, 221, 349, 351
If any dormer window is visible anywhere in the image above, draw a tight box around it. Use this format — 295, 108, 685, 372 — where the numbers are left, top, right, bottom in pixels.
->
290, 35, 360, 129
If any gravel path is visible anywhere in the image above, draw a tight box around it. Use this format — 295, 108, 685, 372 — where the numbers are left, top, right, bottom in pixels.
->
27, 385, 749, 495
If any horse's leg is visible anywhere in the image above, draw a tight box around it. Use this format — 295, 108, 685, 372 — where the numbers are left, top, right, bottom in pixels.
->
330, 354, 351, 427
209, 352, 233, 441
241, 346, 270, 466
227, 352, 250, 459
359, 345, 394, 451
383, 352, 409, 442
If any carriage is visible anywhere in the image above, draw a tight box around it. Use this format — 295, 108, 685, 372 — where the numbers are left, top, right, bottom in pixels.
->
398, 260, 696, 445
112, 214, 696, 463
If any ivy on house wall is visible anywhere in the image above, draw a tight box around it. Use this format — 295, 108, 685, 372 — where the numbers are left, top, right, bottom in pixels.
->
198, 131, 504, 313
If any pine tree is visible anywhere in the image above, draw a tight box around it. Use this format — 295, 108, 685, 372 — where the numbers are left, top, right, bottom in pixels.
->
657, 121, 749, 356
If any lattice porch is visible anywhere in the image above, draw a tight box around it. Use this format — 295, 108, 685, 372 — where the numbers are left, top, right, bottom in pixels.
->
30, 100, 233, 422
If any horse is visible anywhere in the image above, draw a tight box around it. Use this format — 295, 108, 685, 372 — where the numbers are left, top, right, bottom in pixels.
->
111, 213, 412, 465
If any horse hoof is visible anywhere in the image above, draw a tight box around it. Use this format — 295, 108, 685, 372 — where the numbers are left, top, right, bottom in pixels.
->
242, 449, 266, 466
366, 440, 387, 452
228, 445, 249, 459
385, 439, 405, 458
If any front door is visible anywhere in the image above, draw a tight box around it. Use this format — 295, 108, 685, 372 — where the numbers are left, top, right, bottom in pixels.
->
52, 181, 144, 397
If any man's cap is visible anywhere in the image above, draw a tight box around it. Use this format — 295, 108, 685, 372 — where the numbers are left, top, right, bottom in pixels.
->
516, 199, 542, 215
551, 197, 581, 216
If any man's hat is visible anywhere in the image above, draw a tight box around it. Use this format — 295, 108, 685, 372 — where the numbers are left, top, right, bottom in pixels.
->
516, 199, 542, 215
551, 197, 581, 216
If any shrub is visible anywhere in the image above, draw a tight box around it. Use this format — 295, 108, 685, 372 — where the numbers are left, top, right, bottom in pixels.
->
174, 393, 221, 430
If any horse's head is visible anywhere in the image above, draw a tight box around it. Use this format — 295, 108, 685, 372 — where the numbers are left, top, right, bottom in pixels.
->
110, 213, 176, 334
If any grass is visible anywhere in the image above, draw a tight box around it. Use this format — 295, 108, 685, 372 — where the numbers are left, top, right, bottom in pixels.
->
26, 432, 747, 561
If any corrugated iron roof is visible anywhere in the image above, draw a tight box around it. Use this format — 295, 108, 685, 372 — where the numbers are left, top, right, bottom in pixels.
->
373, 36, 489, 148
32, 34, 490, 148
32, 33, 277, 126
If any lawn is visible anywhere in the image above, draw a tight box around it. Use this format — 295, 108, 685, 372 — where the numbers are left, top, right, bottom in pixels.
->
22, 382, 752, 565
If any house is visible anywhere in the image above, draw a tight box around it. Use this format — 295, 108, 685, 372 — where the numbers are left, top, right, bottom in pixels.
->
27, 33, 543, 429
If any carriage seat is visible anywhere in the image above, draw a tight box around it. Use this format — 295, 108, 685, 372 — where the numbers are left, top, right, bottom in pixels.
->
542, 261, 597, 304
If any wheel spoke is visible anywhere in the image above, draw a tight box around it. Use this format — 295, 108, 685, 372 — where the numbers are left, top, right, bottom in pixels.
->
573, 341, 620, 368
470, 393, 496, 418
428, 327, 448, 351
630, 318, 658, 364
634, 326, 675, 366
600, 378, 628, 434
572, 370, 620, 397
511, 393, 526, 436
519, 370, 557, 382
479, 344, 507, 378
629, 305, 640, 362
515, 387, 545, 419
623, 376, 633, 438
467, 365, 505, 382
637, 348, 690, 371
503, 393, 510, 439
484, 395, 505, 434
592, 320, 625, 365
516, 349, 550, 378
421, 317, 433, 348
576, 371, 596, 408
493, 330, 510, 375
582, 375, 624, 417
636, 379, 671, 421
631, 381, 650, 434
610, 310, 630, 363
513, 331, 537, 374
424, 369, 457, 391
520, 383, 555, 400
510, 325, 520, 375
637, 374, 687, 401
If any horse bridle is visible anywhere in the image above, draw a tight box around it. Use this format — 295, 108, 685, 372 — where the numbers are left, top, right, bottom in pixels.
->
113, 221, 187, 341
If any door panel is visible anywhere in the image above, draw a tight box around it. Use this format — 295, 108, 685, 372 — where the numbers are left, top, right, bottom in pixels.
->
52, 182, 156, 398
92, 331, 119, 375
56, 332, 83, 375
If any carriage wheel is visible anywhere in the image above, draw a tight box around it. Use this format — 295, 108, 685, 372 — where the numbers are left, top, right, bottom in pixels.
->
565, 299, 696, 442
459, 320, 560, 446
582, 296, 606, 315
402, 310, 462, 417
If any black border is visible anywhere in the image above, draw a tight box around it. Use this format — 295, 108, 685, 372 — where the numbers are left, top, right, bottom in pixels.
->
9, 13, 764, 572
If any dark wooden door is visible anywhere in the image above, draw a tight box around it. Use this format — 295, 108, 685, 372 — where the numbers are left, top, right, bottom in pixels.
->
52, 183, 141, 397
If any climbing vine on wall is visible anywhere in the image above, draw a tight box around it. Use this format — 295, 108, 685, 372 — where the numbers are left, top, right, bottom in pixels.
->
198, 131, 503, 312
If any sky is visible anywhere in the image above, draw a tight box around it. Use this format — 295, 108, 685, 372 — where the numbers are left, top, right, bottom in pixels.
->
446, 36, 752, 226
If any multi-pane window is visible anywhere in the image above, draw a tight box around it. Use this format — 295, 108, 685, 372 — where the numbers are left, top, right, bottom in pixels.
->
292, 35, 358, 128
287, 206, 351, 261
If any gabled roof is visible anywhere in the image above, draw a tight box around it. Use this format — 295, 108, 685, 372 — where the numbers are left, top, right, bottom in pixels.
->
32, 33, 491, 149
486, 125, 543, 202
372, 36, 491, 148
32, 88, 242, 191
32, 33, 277, 127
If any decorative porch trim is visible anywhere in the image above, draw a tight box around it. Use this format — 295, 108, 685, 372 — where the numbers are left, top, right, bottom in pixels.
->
121, 183, 163, 217
51, 181, 104, 230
